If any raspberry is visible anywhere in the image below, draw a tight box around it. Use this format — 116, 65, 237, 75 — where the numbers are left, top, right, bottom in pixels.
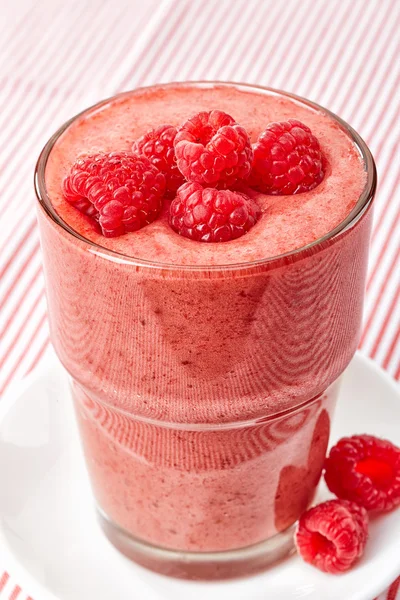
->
174, 110, 253, 188
169, 182, 260, 243
132, 125, 184, 195
249, 119, 326, 195
63, 152, 166, 237
295, 499, 368, 574
324, 434, 400, 512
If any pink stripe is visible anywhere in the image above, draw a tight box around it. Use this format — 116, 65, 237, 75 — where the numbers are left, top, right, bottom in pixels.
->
8, 586, 21, 600
0, 242, 39, 312
291, 0, 359, 93
357, 50, 400, 132
395, 362, 400, 381
335, 0, 394, 115
359, 242, 400, 347
346, 39, 400, 124
136, 1, 191, 86
266, 0, 331, 87
382, 322, 400, 370
367, 204, 400, 291
103, 9, 153, 89
223, 1, 273, 78
25, 337, 50, 375
58, 9, 129, 97
371, 161, 400, 243
117, 0, 181, 90
261, 0, 317, 85
0, 267, 42, 341
0, 291, 45, 371
0, 1, 38, 53
250, 0, 306, 83
0, 225, 37, 280
370, 282, 400, 359
148, 0, 211, 83
196, 0, 254, 79
0, 213, 35, 256
0, 313, 47, 396
372, 102, 400, 159
0, 572, 9, 592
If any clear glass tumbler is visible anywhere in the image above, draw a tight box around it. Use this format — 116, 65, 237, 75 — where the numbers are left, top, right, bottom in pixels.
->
35, 83, 376, 579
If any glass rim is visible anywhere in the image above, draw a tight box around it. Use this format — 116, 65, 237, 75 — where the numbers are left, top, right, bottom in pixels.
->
34, 81, 377, 272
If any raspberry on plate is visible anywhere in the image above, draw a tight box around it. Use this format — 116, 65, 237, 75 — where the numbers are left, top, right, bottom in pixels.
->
169, 182, 260, 243
324, 434, 400, 512
132, 124, 184, 195
174, 110, 253, 188
249, 119, 326, 195
295, 499, 368, 574
63, 152, 166, 237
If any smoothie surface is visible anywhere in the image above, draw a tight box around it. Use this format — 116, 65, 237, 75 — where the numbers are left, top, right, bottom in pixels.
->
45, 83, 367, 266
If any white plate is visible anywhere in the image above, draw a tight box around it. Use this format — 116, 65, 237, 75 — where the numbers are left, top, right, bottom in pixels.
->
0, 351, 399, 600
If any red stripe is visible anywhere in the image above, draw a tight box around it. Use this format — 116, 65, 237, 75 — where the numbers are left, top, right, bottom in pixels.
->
58, 9, 128, 98
266, 0, 332, 88
194, 0, 250, 79
147, 0, 211, 84
0, 224, 37, 280
176, 0, 257, 80
371, 162, 400, 243
9, 586, 21, 600
0, 1, 38, 53
322, 2, 378, 107
222, 0, 273, 78
0, 242, 40, 312
0, 572, 9, 592
372, 102, 400, 159
25, 337, 50, 375
357, 60, 400, 133
250, 0, 304, 83
347, 37, 400, 125
382, 322, 400, 370
0, 291, 45, 371
293, 0, 361, 94
0, 80, 26, 128
0, 266, 42, 341
395, 362, 400, 381
359, 242, 400, 347
370, 282, 400, 359
260, 0, 319, 85
102, 9, 153, 89
0, 313, 47, 396
136, 1, 191, 86
367, 204, 400, 291
335, 0, 394, 115
291, 0, 349, 94
117, 0, 180, 90
387, 577, 400, 600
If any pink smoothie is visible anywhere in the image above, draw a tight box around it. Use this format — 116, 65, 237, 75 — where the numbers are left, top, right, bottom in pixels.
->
37, 83, 373, 559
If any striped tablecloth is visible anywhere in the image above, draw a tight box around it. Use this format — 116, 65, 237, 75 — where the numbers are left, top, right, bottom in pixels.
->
0, 0, 399, 597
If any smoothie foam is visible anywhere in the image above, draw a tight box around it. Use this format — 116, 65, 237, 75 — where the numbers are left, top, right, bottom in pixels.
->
45, 83, 366, 265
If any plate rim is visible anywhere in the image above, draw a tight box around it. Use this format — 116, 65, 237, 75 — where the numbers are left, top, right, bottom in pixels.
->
0, 350, 398, 600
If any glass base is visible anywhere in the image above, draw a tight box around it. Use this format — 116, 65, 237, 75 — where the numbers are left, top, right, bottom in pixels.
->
98, 509, 296, 580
